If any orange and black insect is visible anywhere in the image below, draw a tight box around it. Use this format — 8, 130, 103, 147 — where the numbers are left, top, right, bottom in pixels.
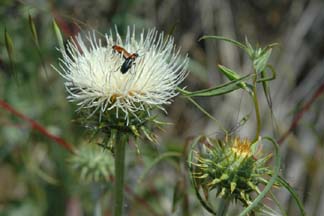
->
112, 45, 139, 74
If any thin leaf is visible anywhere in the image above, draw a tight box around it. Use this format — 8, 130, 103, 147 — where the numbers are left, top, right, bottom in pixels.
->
258, 65, 280, 138
28, 14, 39, 47
277, 176, 306, 216
256, 64, 276, 83
218, 64, 251, 92
179, 73, 252, 97
244, 37, 254, 58
260, 43, 279, 56
199, 35, 247, 50
4, 29, 14, 56
4, 28, 16, 80
260, 66, 274, 109
53, 18, 64, 50
254, 48, 272, 73
29, 15, 49, 78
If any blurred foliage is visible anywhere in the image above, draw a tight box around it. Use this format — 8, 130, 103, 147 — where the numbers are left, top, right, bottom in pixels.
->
1, 0, 324, 215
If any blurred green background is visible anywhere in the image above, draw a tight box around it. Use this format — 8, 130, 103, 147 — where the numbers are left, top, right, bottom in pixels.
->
1, 0, 324, 215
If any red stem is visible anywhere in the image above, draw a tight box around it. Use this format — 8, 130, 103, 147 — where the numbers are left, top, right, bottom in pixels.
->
0, 99, 75, 153
278, 81, 324, 144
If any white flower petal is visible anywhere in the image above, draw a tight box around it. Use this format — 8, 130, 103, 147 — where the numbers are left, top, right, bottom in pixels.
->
55, 27, 188, 121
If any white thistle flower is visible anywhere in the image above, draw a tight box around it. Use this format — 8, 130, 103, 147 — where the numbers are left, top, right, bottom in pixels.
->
55, 27, 188, 122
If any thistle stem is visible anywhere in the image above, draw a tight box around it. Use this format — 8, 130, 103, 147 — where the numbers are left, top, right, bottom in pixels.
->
251, 73, 261, 143
94, 197, 102, 216
92, 183, 102, 216
114, 131, 127, 216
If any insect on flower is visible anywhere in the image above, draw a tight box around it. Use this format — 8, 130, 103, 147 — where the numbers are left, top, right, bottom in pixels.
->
112, 45, 139, 74
55, 28, 189, 122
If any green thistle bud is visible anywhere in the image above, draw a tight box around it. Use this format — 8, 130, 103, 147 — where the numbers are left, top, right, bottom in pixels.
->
191, 136, 273, 206
70, 145, 114, 183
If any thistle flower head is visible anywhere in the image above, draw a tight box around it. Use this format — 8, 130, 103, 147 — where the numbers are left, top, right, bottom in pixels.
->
55, 27, 188, 122
231, 137, 252, 158
190, 136, 273, 206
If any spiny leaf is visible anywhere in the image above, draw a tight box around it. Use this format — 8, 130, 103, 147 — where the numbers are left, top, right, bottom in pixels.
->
220, 173, 229, 180
130, 125, 140, 137
107, 129, 117, 153
140, 126, 156, 143
28, 14, 39, 47
230, 182, 237, 193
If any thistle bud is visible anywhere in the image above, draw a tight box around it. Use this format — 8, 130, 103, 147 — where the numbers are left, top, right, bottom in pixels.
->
190, 136, 274, 206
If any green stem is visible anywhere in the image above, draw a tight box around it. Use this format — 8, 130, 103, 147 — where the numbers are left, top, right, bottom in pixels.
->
251, 73, 261, 143
94, 198, 102, 216
114, 131, 127, 216
92, 183, 102, 216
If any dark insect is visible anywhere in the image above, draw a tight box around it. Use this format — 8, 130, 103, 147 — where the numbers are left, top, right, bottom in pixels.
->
112, 45, 139, 74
